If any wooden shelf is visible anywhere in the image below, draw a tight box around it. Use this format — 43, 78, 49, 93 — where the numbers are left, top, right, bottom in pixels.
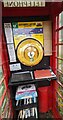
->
14, 103, 38, 111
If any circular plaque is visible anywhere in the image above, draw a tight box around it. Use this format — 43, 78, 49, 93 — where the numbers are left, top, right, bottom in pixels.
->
17, 38, 44, 66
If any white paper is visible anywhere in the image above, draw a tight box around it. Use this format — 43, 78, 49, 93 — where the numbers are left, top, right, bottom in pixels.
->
4, 23, 13, 43
9, 63, 21, 71
7, 44, 16, 62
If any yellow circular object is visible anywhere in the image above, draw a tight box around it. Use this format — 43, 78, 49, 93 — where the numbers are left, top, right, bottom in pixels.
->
17, 38, 44, 66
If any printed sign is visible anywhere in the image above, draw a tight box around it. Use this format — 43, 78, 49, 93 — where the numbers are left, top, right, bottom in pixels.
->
13, 22, 44, 49
9, 63, 21, 71
3, 1, 45, 7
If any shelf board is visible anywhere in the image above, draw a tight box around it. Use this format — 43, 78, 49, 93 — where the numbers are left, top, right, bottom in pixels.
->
8, 68, 57, 86
14, 103, 38, 111
8, 77, 57, 86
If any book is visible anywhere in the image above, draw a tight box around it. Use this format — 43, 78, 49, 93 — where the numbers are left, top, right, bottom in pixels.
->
34, 69, 54, 79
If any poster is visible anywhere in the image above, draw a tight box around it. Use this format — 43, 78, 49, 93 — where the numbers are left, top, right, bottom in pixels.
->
12, 22, 44, 49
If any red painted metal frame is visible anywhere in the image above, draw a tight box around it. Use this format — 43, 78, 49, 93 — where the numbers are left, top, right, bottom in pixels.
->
2, 2, 63, 119
56, 26, 63, 31
2, 34, 10, 79
50, 17, 57, 73
51, 7, 63, 119
50, 17, 61, 119
0, 34, 13, 119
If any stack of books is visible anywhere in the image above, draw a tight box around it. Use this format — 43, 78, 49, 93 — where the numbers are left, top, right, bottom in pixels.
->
15, 84, 38, 119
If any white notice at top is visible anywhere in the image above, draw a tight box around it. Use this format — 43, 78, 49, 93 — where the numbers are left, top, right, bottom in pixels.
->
4, 23, 14, 43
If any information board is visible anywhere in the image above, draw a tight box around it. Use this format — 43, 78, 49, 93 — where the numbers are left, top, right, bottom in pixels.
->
4, 21, 44, 71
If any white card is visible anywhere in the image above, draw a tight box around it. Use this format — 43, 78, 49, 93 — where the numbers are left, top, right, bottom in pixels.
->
10, 63, 21, 71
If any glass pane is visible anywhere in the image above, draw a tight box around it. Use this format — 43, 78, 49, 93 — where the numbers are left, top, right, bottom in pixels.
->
0, 48, 3, 80
56, 93, 63, 116
58, 45, 63, 59
0, 41, 2, 64
59, 74, 63, 84
55, 45, 57, 57
0, 81, 5, 98
1, 96, 7, 113
55, 32, 58, 44
0, 66, 3, 80
59, 29, 63, 42
56, 16, 58, 29
58, 85, 63, 97
59, 11, 63, 28
58, 72, 63, 84
58, 96, 63, 116
58, 60, 63, 72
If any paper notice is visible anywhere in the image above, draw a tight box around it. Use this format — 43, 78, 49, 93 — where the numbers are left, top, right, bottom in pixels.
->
4, 23, 13, 43
7, 44, 16, 62
9, 63, 21, 71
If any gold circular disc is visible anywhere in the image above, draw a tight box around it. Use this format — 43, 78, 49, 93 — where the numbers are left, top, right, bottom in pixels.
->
17, 38, 43, 66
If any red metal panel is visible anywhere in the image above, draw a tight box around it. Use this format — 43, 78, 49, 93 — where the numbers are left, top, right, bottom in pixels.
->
49, 2, 63, 18
48, 81, 53, 110
2, 7, 50, 17
38, 86, 52, 113
2, 2, 63, 17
